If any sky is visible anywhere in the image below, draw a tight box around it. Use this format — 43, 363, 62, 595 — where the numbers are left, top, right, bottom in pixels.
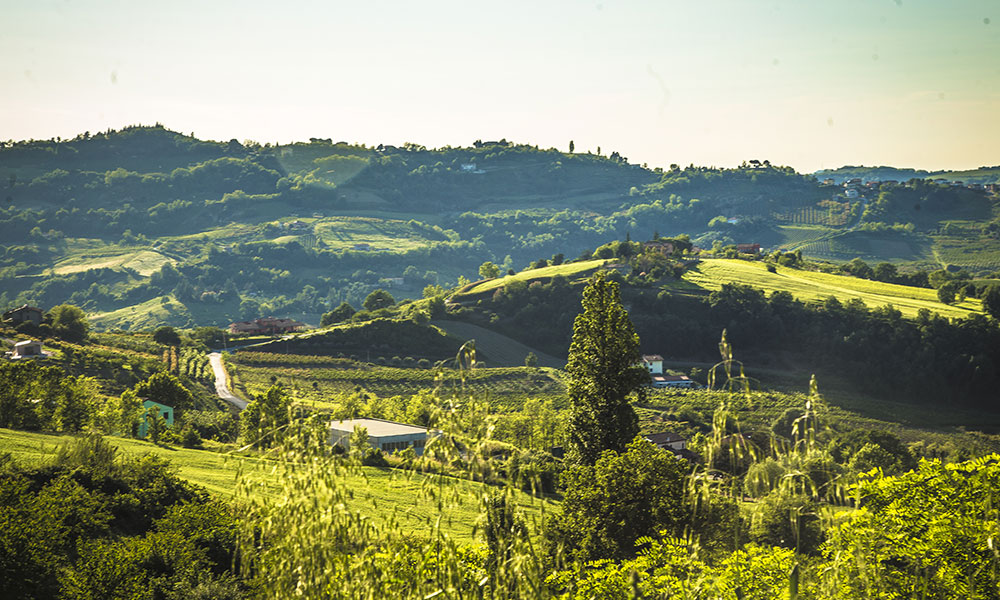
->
2, 0, 998, 173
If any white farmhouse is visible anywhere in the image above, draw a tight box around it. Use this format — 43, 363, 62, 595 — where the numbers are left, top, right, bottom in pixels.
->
642, 354, 664, 375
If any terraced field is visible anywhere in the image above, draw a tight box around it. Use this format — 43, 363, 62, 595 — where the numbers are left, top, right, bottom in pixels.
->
775, 225, 837, 249
0, 428, 555, 543
678, 259, 981, 319
227, 355, 567, 412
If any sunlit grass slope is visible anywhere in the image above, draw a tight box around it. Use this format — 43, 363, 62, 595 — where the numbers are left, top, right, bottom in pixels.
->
679, 258, 980, 319
0, 428, 554, 543
454, 258, 612, 298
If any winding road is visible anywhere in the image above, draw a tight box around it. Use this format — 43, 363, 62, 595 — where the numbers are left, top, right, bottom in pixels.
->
208, 352, 247, 410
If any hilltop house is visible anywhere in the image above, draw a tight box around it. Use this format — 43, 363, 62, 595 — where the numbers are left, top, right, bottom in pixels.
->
2, 305, 43, 326
228, 317, 305, 335
329, 417, 436, 456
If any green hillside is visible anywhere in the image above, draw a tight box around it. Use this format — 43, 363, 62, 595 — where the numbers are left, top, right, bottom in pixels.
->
0, 428, 554, 543
2, 126, 999, 333
452, 259, 612, 302
679, 259, 979, 318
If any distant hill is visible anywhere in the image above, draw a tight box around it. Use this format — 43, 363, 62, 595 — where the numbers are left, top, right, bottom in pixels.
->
815, 165, 1000, 184
1, 125, 998, 331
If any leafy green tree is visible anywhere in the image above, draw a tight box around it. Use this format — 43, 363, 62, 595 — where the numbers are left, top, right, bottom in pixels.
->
190, 326, 226, 348
478, 261, 501, 279
982, 284, 1000, 320
937, 281, 957, 304
749, 488, 822, 554
824, 456, 1000, 597
565, 272, 648, 464
321, 302, 356, 326
349, 425, 370, 459
240, 385, 291, 447
133, 372, 193, 409
545, 437, 690, 561
873, 262, 898, 282
152, 325, 181, 346
362, 290, 395, 311
46, 304, 90, 342
524, 352, 538, 368
145, 404, 166, 444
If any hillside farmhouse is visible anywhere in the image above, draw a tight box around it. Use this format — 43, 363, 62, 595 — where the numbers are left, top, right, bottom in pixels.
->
643, 240, 675, 255
642, 354, 664, 374
6, 339, 45, 360
2, 305, 43, 326
644, 431, 687, 452
329, 418, 435, 456
228, 317, 305, 335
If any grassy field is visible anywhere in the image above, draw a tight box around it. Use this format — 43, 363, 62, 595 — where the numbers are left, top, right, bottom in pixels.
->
52, 248, 175, 276
313, 216, 442, 251
678, 259, 980, 319
0, 428, 556, 543
89, 295, 194, 330
454, 259, 612, 299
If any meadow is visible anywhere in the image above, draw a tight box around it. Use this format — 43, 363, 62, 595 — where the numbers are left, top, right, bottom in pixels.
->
678, 258, 980, 318
454, 258, 612, 300
0, 427, 555, 544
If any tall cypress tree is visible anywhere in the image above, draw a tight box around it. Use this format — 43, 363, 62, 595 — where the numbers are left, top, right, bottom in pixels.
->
566, 272, 649, 464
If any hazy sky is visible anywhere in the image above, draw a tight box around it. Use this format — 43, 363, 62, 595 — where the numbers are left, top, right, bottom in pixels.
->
2, 0, 998, 172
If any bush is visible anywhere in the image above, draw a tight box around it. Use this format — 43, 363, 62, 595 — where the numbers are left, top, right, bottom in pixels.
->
362, 448, 388, 467
749, 489, 823, 554
180, 425, 203, 448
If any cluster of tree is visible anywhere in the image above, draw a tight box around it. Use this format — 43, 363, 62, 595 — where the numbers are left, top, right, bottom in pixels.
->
861, 179, 993, 230
0, 434, 248, 600
837, 256, 932, 287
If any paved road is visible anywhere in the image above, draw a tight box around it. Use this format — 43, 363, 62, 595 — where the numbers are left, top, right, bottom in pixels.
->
208, 352, 247, 410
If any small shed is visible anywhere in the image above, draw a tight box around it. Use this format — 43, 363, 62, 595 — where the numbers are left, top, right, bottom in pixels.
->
329, 418, 434, 456
11, 340, 44, 359
138, 400, 174, 438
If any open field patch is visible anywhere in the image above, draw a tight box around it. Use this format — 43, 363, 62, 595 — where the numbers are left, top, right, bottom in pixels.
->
678, 258, 980, 319
455, 259, 612, 299
53, 249, 175, 276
